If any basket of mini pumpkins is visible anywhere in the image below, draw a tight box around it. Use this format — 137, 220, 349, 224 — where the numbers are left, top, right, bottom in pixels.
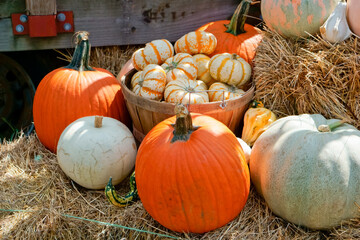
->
119, 31, 256, 142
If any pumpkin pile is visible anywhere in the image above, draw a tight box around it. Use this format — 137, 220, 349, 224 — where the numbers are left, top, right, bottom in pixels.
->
129, 32, 252, 104
26, 0, 360, 237
127, 0, 262, 105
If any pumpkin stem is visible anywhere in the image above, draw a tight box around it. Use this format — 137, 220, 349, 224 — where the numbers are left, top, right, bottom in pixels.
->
94, 116, 103, 128
225, 0, 251, 35
318, 120, 346, 132
250, 100, 264, 108
65, 31, 95, 72
171, 104, 199, 143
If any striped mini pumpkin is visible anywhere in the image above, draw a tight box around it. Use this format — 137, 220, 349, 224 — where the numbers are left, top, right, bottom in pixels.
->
261, 0, 339, 38
132, 48, 148, 71
131, 64, 166, 101
161, 53, 198, 83
208, 82, 245, 102
131, 39, 174, 71
164, 78, 209, 104
144, 39, 174, 65
192, 54, 216, 87
208, 53, 251, 87
174, 31, 217, 55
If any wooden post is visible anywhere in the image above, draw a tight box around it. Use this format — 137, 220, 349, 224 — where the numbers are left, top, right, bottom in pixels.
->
26, 0, 57, 15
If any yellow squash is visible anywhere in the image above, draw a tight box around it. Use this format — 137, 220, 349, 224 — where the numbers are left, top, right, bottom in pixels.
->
241, 101, 276, 146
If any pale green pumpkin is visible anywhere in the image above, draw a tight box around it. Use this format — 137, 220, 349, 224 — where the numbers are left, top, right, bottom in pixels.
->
261, 0, 340, 38
250, 114, 360, 229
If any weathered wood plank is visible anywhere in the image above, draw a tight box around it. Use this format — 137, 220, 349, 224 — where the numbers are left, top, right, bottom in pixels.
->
0, 0, 239, 51
0, 0, 26, 18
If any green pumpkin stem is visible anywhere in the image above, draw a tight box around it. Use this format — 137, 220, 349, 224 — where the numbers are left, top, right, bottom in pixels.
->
65, 31, 95, 72
225, 0, 251, 35
318, 120, 346, 132
250, 100, 264, 108
171, 104, 199, 143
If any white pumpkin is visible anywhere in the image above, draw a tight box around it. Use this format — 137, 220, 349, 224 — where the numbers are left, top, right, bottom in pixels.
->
250, 114, 360, 229
57, 116, 137, 189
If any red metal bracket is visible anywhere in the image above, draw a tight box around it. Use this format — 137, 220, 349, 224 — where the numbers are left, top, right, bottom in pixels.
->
11, 11, 74, 37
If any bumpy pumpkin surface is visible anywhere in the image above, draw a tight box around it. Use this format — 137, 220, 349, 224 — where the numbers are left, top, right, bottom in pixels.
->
164, 78, 209, 104
261, 0, 339, 38
208, 82, 245, 102
250, 114, 360, 229
131, 64, 166, 101
161, 53, 198, 83
33, 32, 129, 153
135, 105, 250, 233
241, 101, 276, 146
174, 31, 217, 55
208, 53, 251, 86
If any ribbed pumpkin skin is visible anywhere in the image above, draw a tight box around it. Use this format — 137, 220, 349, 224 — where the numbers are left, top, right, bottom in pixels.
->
33, 68, 129, 153
250, 114, 360, 229
136, 114, 250, 233
192, 54, 215, 86
198, 21, 262, 63
208, 53, 251, 87
132, 39, 174, 71
144, 39, 174, 65
131, 64, 166, 100
241, 106, 276, 146
131, 48, 148, 71
174, 31, 217, 55
261, 0, 339, 38
161, 53, 198, 83
164, 78, 209, 104
208, 82, 245, 102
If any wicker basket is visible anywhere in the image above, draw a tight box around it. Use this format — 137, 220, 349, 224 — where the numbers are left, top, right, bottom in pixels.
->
120, 69, 254, 142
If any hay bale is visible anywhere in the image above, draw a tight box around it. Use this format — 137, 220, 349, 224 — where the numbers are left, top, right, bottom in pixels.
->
253, 28, 360, 128
1, 134, 359, 239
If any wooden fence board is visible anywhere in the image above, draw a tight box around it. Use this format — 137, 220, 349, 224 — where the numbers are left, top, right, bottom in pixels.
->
0, 0, 240, 51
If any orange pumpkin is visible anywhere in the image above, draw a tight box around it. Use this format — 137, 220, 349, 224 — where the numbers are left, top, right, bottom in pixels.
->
135, 104, 250, 233
33, 32, 130, 153
197, 0, 263, 63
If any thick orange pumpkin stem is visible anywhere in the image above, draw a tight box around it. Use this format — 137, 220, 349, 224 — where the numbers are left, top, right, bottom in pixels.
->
65, 31, 95, 72
171, 104, 199, 143
225, 0, 251, 35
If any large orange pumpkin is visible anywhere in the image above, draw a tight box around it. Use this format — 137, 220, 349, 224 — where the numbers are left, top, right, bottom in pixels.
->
33, 32, 130, 153
197, 0, 263, 64
135, 104, 250, 233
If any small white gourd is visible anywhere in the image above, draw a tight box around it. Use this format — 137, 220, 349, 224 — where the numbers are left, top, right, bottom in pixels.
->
57, 116, 137, 189
320, 0, 352, 43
